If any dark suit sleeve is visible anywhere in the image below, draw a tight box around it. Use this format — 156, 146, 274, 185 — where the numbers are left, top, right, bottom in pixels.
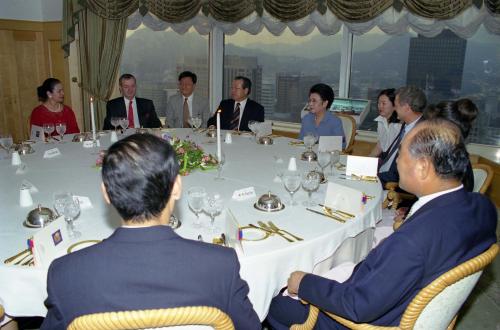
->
226, 250, 261, 329
40, 262, 68, 330
103, 101, 113, 130
207, 101, 224, 128
298, 233, 424, 323
378, 154, 400, 186
145, 99, 162, 128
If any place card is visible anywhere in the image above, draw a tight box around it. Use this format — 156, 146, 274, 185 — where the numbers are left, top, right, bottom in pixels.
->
74, 195, 93, 210
32, 216, 70, 268
22, 180, 38, 193
82, 140, 100, 148
345, 155, 378, 177
232, 187, 256, 201
225, 209, 244, 256
43, 148, 61, 158
324, 182, 363, 215
15, 163, 27, 175
30, 125, 45, 142
318, 136, 342, 152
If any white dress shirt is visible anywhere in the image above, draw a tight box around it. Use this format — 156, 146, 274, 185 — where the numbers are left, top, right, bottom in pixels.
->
374, 116, 402, 152
406, 184, 463, 219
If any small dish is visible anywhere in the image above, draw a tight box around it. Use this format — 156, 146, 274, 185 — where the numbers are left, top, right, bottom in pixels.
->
67, 240, 100, 253
240, 226, 270, 241
253, 203, 285, 212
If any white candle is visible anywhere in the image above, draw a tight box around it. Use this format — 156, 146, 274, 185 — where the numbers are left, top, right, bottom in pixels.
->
90, 96, 96, 141
216, 108, 221, 161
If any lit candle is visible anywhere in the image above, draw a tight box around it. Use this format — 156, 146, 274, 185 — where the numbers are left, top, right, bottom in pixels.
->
216, 108, 221, 161
90, 96, 96, 142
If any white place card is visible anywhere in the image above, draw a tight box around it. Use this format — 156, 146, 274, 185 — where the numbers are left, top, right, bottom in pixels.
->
225, 209, 244, 256
74, 195, 93, 210
318, 136, 342, 152
22, 179, 38, 193
82, 140, 100, 148
324, 182, 363, 215
232, 187, 256, 201
43, 148, 61, 158
346, 155, 378, 177
30, 125, 45, 142
32, 216, 70, 268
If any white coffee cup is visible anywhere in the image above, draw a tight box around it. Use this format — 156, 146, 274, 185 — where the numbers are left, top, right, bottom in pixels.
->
19, 187, 33, 207
288, 157, 297, 171
110, 131, 118, 143
11, 151, 22, 166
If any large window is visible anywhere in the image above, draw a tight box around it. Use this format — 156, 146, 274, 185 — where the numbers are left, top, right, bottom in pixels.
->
121, 25, 209, 117
351, 27, 500, 146
224, 29, 342, 123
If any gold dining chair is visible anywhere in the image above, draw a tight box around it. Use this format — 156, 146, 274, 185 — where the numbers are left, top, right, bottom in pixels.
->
68, 306, 234, 330
472, 163, 493, 194
291, 243, 499, 330
336, 114, 356, 154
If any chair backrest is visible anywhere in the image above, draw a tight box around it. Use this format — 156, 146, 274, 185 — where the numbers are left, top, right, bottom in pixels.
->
400, 243, 499, 330
336, 113, 356, 154
68, 306, 235, 330
472, 163, 493, 194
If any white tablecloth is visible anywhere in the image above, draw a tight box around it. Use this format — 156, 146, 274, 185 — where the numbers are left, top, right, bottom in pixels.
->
0, 129, 382, 321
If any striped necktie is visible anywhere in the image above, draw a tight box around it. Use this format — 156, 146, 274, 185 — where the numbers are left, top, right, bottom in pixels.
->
230, 102, 241, 130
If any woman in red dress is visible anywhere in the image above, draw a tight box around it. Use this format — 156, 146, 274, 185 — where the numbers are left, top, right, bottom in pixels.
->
30, 78, 80, 135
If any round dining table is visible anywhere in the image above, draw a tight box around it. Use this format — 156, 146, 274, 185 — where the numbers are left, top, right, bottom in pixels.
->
0, 129, 382, 321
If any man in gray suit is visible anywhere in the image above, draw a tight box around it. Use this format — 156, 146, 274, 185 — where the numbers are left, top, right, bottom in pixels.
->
165, 71, 210, 128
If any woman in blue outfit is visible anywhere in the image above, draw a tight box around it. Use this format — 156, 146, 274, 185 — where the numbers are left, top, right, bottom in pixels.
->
298, 83, 345, 147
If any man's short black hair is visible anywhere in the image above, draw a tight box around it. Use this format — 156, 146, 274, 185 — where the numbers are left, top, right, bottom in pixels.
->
235, 76, 252, 94
102, 134, 179, 223
309, 83, 335, 109
119, 73, 136, 85
178, 71, 197, 84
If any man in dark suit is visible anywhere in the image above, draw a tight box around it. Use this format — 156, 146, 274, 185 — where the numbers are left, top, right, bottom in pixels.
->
103, 73, 162, 130
266, 119, 497, 329
207, 76, 264, 131
378, 85, 426, 185
41, 134, 260, 330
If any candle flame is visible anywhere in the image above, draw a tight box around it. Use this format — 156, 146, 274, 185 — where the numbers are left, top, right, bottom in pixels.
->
90, 96, 94, 102
217, 108, 222, 114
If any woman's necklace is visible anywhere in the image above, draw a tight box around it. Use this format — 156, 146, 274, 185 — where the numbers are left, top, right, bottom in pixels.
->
45, 102, 62, 113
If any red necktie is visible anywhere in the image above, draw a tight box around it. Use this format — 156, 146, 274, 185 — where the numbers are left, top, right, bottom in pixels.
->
128, 100, 135, 128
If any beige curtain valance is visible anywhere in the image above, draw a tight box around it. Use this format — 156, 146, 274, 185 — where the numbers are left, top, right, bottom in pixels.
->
80, 0, 500, 23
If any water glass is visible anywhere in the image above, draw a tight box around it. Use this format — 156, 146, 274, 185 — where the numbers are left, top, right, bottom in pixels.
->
191, 116, 202, 131
187, 186, 206, 228
43, 123, 55, 142
55, 123, 67, 142
119, 117, 129, 133
203, 194, 223, 232
0, 134, 13, 155
302, 171, 321, 206
317, 151, 331, 177
54, 192, 81, 239
283, 171, 301, 206
330, 150, 341, 176
110, 117, 120, 132
303, 133, 317, 151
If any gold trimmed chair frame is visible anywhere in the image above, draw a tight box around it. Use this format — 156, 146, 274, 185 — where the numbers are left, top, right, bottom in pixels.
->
68, 306, 234, 330
291, 243, 499, 330
337, 113, 356, 154
472, 163, 493, 194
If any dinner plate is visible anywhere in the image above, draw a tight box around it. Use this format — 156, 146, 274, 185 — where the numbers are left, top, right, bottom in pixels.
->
240, 226, 270, 241
67, 240, 100, 253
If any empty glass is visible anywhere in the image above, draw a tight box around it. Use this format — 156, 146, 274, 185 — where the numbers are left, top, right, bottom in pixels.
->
330, 150, 341, 176
43, 123, 55, 142
317, 151, 331, 178
191, 116, 202, 131
283, 171, 301, 206
54, 192, 81, 239
110, 117, 120, 132
215, 153, 225, 181
119, 117, 129, 133
0, 134, 13, 155
203, 194, 223, 232
187, 186, 206, 228
55, 123, 67, 142
302, 171, 321, 206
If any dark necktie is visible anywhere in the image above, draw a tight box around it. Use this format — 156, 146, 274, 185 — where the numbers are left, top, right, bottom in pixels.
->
128, 100, 135, 128
183, 97, 190, 128
380, 124, 405, 167
230, 102, 241, 130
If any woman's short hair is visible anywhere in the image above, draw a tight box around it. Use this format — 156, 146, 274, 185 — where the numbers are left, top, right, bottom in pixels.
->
378, 88, 398, 123
37, 78, 61, 102
102, 134, 179, 223
309, 83, 335, 109
423, 98, 478, 139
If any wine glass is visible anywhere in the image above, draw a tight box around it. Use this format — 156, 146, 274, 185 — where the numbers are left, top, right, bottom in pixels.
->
54, 192, 81, 239
215, 153, 226, 181
119, 117, 129, 133
188, 186, 206, 228
110, 117, 120, 132
0, 134, 13, 155
303, 133, 317, 152
203, 194, 223, 232
43, 123, 55, 142
317, 151, 331, 178
248, 121, 257, 134
191, 116, 202, 132
282, 171, 301, 206
55, 123, 67, 142
330, 150, 341, 176
302, 171, 321, 207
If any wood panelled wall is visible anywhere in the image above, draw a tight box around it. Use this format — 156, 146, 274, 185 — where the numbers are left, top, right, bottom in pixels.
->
0, 20, 71, 142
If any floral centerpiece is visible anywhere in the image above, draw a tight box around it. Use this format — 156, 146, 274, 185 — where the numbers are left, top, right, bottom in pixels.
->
169, 137, 218, 176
